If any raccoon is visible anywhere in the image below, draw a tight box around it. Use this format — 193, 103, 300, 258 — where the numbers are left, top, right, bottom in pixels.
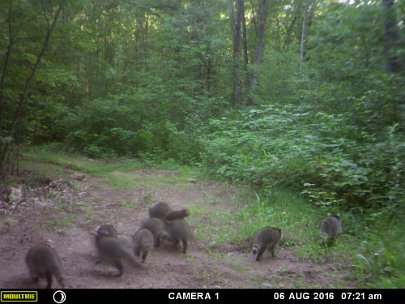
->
95, 234, 145, 276
320, 213, 342, 245
133, 228, 154, 263
25, 243, 64, 288
162, 219, 194, 253
252, 227, 282, 262
148, 202, 173, 219
97, 224, 118, 238
166, 209, 189, 221
141, 218, 165, 247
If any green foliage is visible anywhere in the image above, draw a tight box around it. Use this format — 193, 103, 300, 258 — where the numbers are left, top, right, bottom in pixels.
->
55, 213, 75, 228
254, 48, 312, 105
122, 200, 136, 208
201, 104, 405, 212
235, 190, 322, 252
60, 97, 203, 162
309, 2, 384, 80
352, 216, 405, 288
307, 1, 405, 131
1, 0, 403, 289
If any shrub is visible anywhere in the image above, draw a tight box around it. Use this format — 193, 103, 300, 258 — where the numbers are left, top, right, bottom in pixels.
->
200, 104, 405, 212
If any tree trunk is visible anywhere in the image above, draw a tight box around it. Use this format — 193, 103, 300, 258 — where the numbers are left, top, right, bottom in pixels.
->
382, 0, 401, 73
247, 0, 267, 106
300, 0, 310, 62
0, 0, 66, 171
231, 0, 243, 106
285, 10, 299, 46
0, 0, 15, 124
241, 0, 249, 103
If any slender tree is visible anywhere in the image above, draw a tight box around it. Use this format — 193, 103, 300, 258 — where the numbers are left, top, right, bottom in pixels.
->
285, 1, 300, 46
382, 0, 402, 73
0, 0, 67, 170
300, 0, 310, 62
0, 0, 13, 123
241, 0, 249, 103
232, 0, 243, 106
248, 0, 267, 106
0, 0, 34, 125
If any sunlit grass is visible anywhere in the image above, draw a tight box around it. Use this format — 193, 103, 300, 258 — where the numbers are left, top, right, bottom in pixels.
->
18, 146, 404, 287
22, 145, 197, 189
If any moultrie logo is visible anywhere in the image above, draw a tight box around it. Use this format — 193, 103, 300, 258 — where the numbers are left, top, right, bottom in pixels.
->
1, 291, 38, 302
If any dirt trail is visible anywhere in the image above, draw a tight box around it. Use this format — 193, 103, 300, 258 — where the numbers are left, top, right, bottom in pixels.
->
0, 168, 354, 289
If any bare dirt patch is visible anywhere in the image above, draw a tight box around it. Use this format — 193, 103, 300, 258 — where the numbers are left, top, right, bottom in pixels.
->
0, 169, 355, 289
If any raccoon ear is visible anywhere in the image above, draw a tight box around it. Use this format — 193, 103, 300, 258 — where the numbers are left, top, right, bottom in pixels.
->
327, 213, 331, 216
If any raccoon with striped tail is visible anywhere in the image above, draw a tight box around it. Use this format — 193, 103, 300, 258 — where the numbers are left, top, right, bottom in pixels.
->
252, 227, 282, 262
319, 213, 342, 246
149, 202, 189, 221
94, 226, 145, 276
133, 228, 154, 263
97, 224, 118, 238
141, 218, 165, 248
25, 243, 65, 288
161, 219, 195, 253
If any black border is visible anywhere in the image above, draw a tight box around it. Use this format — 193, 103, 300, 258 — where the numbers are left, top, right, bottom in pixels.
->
1, 289, 403, 304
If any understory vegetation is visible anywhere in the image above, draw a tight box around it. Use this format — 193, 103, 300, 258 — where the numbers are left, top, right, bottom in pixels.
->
1, 0, 404, 287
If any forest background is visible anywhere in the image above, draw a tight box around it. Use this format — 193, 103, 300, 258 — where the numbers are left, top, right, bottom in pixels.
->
0, 0, 404, 287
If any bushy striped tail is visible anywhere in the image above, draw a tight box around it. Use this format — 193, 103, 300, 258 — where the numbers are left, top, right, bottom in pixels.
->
252, 244, 259, 255
166, 209, 189, 221
121, 247, 146, 270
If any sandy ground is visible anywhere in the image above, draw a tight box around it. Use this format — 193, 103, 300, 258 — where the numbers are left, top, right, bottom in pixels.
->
0, 169, 354, 289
